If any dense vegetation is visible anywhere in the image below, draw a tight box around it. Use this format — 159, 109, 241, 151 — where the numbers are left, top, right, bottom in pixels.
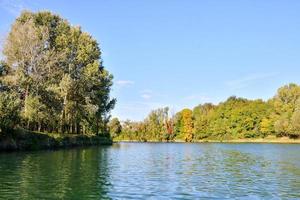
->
1, 11, 299, 144
0, 11, 115, 138
114, 83, 300, 142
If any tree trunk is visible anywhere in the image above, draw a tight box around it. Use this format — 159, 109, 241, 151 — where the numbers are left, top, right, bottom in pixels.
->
69, 124, 71, 134
96, 121, 99, 136
38, 122, 41, 132
60, 95, 67, 134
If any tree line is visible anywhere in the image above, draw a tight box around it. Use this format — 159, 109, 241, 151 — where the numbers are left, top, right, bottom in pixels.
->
0, 11, 115, 136
112, 83, 300, 141
1, 11, 299, 141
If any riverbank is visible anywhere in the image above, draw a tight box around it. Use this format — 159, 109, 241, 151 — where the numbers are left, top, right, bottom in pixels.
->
194, 136, 300, 144
0, 129, 112, 151
115, 136, 300, 144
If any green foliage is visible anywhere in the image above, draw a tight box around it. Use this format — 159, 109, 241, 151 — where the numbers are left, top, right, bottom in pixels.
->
2, 11, 300, 142
193, 103, 215, 139
173, 112, 182, 138
117, 84, 300, 141
144, 107, 170, 141
290, 110, 300, 137
108, 118, 122, 138
22, 95, 47, 131
0, 91, 21, 132
272, 83, 300, 137
117, 107, 173, 142
0, 11, 114, 136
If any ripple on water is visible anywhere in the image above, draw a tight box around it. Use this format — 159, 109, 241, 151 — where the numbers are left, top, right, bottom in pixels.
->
0, 143, 300, 199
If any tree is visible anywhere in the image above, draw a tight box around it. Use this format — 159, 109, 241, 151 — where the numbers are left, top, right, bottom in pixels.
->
272, 83, 300, 137
173, 112, 182, 139
0, 91, 21, 132
0, 11, 115, 135
144, 107, 170, 141
22, 95, 46, 131
260, 118, 274, 136
108, 118, 122, 138
180, 109, 194, 142
193, 103, 215, 139
290, 110, 300, 138
116, 84, 300, 141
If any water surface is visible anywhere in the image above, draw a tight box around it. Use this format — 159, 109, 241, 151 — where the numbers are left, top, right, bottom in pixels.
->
0, 142, 300, 199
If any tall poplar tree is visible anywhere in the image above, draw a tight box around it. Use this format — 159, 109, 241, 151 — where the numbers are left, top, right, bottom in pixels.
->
0, 11, 115, 135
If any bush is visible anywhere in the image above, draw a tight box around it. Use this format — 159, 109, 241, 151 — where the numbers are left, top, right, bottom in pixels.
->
0, 91, 21, 132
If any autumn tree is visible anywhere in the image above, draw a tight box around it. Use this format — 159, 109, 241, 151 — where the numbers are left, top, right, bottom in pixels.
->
180, 109, 194, 142
116, 85, 300, 142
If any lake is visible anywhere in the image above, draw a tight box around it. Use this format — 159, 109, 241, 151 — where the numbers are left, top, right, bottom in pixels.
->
0, 142, 300, 199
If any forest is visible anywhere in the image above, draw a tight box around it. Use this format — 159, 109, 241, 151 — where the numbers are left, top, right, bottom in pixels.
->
0, 11, 115, 137
1, 11, 300, 144
113, 83, 300, 142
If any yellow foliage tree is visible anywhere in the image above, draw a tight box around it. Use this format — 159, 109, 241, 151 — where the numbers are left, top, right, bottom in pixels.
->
181, 109, 194, 142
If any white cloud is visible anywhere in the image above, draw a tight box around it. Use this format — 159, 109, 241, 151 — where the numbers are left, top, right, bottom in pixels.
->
140, 89, 153, 100
115, 80, 134, 87
141, 94, 152, 99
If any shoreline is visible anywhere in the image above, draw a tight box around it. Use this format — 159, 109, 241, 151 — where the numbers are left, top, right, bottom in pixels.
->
115, 137, 300, 144
0, 129, 112, 152
197, 138, 300, 144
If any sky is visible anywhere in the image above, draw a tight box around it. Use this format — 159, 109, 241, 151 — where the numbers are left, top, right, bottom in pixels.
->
1, 0, 300, 121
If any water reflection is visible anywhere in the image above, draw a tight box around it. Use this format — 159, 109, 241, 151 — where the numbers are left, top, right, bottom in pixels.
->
0, 147, 111, 199
0, 143, 300, 199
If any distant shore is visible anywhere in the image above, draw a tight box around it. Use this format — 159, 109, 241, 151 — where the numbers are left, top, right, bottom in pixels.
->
194, 137, 300, 144
115, 136, 300, 144
0, 129, 112, 152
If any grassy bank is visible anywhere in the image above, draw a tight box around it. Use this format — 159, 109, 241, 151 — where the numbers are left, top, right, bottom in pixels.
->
115, 136, 300, 144
0, 129, 112, 151
194, 136, 300, 144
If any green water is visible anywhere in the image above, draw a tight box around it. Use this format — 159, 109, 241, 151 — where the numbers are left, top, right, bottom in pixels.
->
0, 143, 300, 199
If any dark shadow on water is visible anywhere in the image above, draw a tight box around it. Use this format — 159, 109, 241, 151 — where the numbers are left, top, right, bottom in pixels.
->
0, 146, 112, 200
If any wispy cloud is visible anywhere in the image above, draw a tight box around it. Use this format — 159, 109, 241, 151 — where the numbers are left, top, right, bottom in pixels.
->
140, 89, 153, 100
111, 101, 176, 121
184, 94, 211, 102
141, 94, 152, 99
115, 80, 134, 87
0, 0, 26, 16
139, 89, 168, 100
140, 89, 153, 94
225, 72, 278, 90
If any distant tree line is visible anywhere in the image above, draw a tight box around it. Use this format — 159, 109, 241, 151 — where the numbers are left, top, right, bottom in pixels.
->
0, 11, 115, 135
112, 83, 300, 141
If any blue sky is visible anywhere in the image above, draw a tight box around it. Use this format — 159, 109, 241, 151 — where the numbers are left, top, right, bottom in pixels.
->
1, 0, 300, 121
